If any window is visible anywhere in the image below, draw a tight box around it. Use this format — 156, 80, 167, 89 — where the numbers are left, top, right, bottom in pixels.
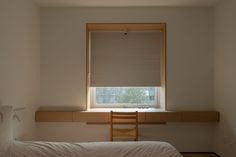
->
86, 23, 166, 110
91, 87, 159, 108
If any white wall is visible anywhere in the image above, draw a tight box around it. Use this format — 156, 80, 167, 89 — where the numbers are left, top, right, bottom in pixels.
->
40, 7, 214, 110
0, 0, 40, 140
214, 0, 236, 156
39, 7, 215, 152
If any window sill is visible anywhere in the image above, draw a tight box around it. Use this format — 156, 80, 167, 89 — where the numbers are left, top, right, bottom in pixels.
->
87, 108, 164, 112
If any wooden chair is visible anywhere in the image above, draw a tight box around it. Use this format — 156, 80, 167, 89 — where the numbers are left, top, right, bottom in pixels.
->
110, 111, 138, 141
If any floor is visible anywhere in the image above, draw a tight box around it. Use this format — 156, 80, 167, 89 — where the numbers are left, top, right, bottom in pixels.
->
181, 153, 219, 157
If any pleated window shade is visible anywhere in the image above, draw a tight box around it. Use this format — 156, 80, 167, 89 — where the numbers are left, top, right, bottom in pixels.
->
90, 31, 161, 87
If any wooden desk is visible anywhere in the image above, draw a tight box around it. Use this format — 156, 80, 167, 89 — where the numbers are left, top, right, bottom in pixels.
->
35, 110, 219, 123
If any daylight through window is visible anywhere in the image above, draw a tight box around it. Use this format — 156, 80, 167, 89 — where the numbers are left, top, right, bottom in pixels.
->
91, 87, 159, 108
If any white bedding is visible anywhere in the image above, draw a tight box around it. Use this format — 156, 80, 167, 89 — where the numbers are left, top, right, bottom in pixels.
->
0, 141, 182, 157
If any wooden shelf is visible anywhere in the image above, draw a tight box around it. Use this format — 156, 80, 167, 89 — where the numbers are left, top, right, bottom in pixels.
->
35, 110, 219, 123
35, 111, 73, 122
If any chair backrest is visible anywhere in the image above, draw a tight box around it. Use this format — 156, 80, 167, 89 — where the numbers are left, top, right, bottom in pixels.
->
110, 111, 138, 141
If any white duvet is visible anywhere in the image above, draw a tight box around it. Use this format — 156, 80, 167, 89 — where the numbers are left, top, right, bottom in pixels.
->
0, 141, 182, 157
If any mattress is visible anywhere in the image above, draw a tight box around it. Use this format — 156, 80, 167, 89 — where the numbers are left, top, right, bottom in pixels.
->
0, 141, 182, 157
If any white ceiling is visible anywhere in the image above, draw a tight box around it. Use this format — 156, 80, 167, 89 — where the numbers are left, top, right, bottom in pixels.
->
34, 0, 219, 7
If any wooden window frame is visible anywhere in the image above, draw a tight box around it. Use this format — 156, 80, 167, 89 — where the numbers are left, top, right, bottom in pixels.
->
86, 23, 167, 110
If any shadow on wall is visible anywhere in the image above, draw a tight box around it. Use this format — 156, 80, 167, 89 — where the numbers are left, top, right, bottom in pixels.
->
12, 105, 39, 141
0, 106, 13, 141
0, 105, 39, 142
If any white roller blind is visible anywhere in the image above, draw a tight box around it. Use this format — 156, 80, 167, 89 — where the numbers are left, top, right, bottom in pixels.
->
90, 31, 161, 87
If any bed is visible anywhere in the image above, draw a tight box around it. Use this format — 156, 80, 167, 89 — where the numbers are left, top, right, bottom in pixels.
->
0, 141, 182, 157
0, 106, 182, 157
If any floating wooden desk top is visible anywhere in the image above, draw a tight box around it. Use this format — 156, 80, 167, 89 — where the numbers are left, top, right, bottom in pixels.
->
35, 109, 220, 124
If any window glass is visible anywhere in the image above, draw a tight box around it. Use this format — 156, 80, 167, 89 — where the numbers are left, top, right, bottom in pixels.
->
92, 87, 158, 108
